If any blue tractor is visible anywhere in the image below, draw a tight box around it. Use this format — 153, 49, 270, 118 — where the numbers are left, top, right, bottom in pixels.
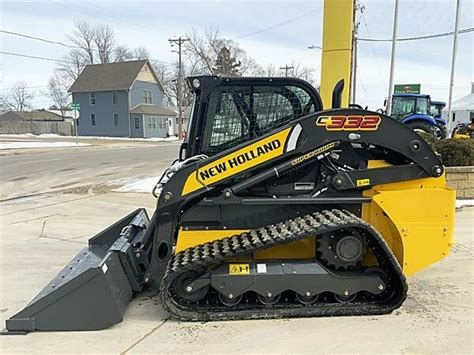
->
389, 94, 447, 139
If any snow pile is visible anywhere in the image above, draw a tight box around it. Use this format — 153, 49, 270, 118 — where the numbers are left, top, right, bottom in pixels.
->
0, 142, 90, 150
456, 199, 474, 209
114, 175, 161, 193
0, 133, 181, 142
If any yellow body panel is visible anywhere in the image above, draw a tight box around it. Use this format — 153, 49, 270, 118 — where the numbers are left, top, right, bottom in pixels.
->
362, 161, 456, 276
320, 0, 354, 108
182, 128, 292, 195
176, 159, 455, 277
176, 229, 248, 252
254, 238, 316, 260
177, 229, 316, 259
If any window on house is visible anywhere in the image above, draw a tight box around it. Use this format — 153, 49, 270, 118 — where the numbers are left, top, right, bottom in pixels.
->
147, 116, 157, 129
143, 90, 152, 104
89, 92, 96, 105
134, 117, 140, 129
91, 113, 96, 126
113, 113, 119, 127
112, 92, 118, 104
157, 117, 167, 130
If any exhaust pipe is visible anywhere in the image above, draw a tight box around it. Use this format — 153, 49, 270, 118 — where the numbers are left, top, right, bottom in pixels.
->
3, 209, 154, 334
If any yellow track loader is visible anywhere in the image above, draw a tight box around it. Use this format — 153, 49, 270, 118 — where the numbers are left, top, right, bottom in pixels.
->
4, 76, 455, 333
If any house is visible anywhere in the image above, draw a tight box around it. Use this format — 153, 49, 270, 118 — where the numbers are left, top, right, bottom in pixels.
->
69, 59, 177, 138
449, 82, 474, 124
0, 110, 73, 135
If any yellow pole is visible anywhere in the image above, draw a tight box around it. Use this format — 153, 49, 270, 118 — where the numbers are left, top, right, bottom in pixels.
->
320, 0, 355, 108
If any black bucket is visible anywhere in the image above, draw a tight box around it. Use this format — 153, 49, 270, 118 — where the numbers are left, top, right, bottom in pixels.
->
4, 209, 153, 333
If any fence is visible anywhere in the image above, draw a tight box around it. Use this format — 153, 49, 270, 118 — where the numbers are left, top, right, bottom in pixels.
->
0, 119, 73, 136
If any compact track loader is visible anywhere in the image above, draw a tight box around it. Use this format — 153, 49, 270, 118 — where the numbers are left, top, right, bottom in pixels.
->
4, 76, 455, 333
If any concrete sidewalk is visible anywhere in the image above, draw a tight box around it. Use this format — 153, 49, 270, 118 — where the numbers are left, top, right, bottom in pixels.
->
0, 193, 473, 354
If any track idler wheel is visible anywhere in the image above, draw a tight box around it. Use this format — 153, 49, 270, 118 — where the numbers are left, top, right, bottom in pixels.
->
334, 293, 357, 304
296, 292, 319, 305
173, 271, 209, 302
219, 293, 243, 307
258, 293, 281, 305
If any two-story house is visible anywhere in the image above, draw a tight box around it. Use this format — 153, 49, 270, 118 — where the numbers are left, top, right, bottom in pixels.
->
69, 59, 177, 138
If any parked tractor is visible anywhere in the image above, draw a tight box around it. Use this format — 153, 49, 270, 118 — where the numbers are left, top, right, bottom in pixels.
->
389, 94, 447, 139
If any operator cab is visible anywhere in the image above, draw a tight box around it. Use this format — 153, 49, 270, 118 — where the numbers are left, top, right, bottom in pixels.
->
180, 76, 323, 160
391, 94, 431, 121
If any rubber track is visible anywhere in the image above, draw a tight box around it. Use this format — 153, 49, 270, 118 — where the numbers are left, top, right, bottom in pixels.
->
160, 209, 408, 321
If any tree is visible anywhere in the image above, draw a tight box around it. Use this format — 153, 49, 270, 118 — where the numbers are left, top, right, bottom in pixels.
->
8, 81, 34, 111
94, 24, 115, 63
56, 22, 151, 87
45, 74, 71, 117
213, 46, 241, 76
68, 21, 95, 64
185, 28, 261, 76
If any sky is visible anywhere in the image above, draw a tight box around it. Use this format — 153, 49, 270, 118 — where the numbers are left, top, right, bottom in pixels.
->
0, 0, 473, 110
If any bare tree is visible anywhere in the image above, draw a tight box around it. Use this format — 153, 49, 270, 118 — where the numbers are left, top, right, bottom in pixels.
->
113, 45, 133, 62
57, 49, 89, 84
133, 47, 150, 60
8, 81, 34, 111
45, 74, 71, 117
185, 28, 262, 76
68, 21, 96, 64
94, 24, 115, 63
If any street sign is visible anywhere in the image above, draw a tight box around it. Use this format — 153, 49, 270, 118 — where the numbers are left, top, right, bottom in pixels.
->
394, 84, 421, 94
71, 103, 80, 111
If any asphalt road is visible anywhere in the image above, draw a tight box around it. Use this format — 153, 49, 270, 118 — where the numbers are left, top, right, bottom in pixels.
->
0, 141, 180, 200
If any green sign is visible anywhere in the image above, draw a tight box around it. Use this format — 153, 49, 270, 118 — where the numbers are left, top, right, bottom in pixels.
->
394, 84, 421, 94
71, 103, 80, 110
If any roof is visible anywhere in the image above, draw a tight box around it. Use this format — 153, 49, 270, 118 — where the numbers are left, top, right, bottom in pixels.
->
130, 104, 177, 116
0, 110, 65, 121
393, 93, 430, 98
452, 93, 474, 111
69, 59, 155, 93
431, 101, 446, 106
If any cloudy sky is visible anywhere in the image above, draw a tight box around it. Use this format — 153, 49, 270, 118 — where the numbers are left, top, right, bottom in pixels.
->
0, 0, 473, 109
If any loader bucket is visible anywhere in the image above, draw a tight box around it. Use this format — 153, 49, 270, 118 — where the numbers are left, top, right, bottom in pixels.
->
4, 209, 154, 333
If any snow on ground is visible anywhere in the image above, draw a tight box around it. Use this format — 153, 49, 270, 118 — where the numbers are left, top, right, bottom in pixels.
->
0, 133, 180, 142
113, 175, 162, 193
456, 199, 474, 208
0, 142, 90, 149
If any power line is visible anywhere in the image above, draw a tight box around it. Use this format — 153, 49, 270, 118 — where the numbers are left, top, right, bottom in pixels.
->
0, 51, 70, 63
358, 27, 474, 42
0, 29, 174, 66
0, 85, 48, 91
360, 12, 385, 84
280, 65, 294, 77
233, 9, 321, 40
0, 29, 76, 49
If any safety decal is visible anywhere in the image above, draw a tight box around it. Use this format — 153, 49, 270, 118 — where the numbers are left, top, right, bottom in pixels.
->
356, 178, 371, 187
229, 264, 250, 275
291, 142, 336, 166
316, 115, 381, 131
182, 128, 292, 195
256, 264, 267, 273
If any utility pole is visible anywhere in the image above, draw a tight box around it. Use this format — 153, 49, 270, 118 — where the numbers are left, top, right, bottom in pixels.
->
169, 36, 189, 139
385, 0, 400, 116
446, 0, 462, 135
352, 2, 363, 104
280, 65, 294, 77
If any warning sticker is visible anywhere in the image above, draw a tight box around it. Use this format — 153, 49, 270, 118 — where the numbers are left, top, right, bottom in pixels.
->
356, 178, 370, 187
257, 264, 267, 273
229, 264, 250, 275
